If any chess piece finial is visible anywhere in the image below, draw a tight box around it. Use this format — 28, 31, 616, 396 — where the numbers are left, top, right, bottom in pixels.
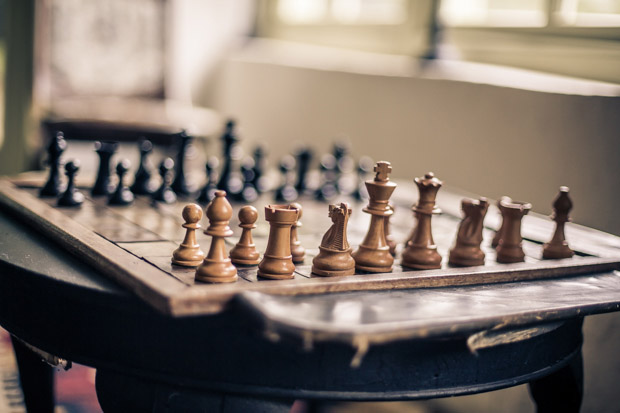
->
109, 159, 134, 206
312, 202, 355, 277
257, 204, 299, 280
496, 198, 532, 263
492, 196, 512, 248
171, 130, 193, 195
40, 131, 67, 197
542, 186, 574, 259
92, 141, 119, 196
197, 156, 219, 204
152, 158, 177, 204
172, 204, 206, 266
351, 161, 397, 272
289, 202, 305, 263
131, 139, 156, 195
449, 198, 489, 266
57, 160, 84, 207
401, 172, 443, 270
229, 206, 261, 266
195, 191, 238, 283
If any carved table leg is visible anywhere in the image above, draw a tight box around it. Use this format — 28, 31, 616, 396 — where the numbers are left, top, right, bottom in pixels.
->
95, 369, 294, 413
528, 350, 583, 413
10, 336, 55, 413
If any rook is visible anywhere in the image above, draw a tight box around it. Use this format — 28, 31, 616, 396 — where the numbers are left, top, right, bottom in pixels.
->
496, 198, 532, 263
289, 202, 305, 263
258, 204, 299, 280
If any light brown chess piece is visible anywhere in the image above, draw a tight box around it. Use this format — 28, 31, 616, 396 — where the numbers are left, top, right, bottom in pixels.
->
351, 161, 396, 273
384, 203, 397, 256
312, 202, 355, 277
492, 196, 512, 248
172, 203, 206, 267
401, 172, 443, 270
195, 191, 238, 283
257, 204, 299, 280
542, 186, 574, 259
289, 202, 305, 263
496, 198, 532, 263
229, 205, 260, 266
448, 198, 489, 267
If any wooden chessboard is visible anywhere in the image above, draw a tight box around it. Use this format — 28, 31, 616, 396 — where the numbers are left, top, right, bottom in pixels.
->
1, 176, 619, 317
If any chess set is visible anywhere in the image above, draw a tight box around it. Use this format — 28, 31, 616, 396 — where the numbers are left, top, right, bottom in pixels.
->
1, 122, 619, 317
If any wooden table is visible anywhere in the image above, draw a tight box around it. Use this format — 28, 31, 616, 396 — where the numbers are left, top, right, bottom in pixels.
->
1, 197, 620, 412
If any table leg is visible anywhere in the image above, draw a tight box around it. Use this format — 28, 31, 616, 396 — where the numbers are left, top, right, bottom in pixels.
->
528, 351, 583, 413
10, 336, 55, 413
95, 368, 294, 412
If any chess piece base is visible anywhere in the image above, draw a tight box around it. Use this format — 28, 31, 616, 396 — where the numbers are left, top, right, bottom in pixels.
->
448, 247, 485, 267
195, 258, 238, 283
352, 244, 394, 273
496, 245, 525, 263
312, 247, 355, 277
172, 246, 205, 267
58, 192, 84, 207
257, 255, 296, 280
257, 270, 295, 280
231, 258, 261, 266
401, 244, 442, 270
542, 242, 574, 259
172, 257, 203, 267
292, 247, 305, 264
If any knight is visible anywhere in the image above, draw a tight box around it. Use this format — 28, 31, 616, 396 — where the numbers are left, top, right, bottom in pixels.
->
312, 202, 356, 277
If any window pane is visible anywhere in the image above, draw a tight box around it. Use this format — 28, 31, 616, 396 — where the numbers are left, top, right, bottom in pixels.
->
278, 0, 328, 24
559, 0, 620, 26
440, 0, 547, 26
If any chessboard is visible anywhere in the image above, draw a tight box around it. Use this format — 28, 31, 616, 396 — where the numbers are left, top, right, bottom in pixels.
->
1, 174, 619, 317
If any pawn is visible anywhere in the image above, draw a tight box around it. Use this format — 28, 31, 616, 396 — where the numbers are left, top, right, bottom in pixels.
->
57, 160, 84, 207
152, 158, 177, 204
384, 203, 397, 256
449, 198, 489, 267
542, 187, 574, 259
40, 131, 67, 197
131, 139, 156, 195
496, 198, 532, 263
289, 202, 305, 263
312, 203, 355, 277
195, 191, 238, 283
401, 172, 443, 270
229, 206, 260, 266
172, 204, 206, 266
197, 156, 219, 204
109, 159, 134, 206
274, 155, 298, 202
492, 196, 512, 248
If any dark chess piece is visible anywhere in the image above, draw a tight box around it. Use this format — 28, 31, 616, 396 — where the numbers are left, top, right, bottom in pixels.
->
385, 203, 397, 256
195, 191, 238, 283
312, 202, 355, 277
92, 141, 118, 197
152, 158, 177, 204
401, 172, 443, 270
542, 187, 574, 259
274, 155, 298, 202
229, 206, 260, 266
40, 131, 67, 197
351, 161, 397, 273
492, 196, 512, 248
333, 141, 354, 194
197, 156, 219, 204
449, 198, 489, 267
496, 198, 532, 263
258, 204, 299, 280
172, 203, 206, 267
109, 159, 134, 206
314, 154, 338, 201
57, 160, 84, 207
294, 147, 313, 194
238, 158, 259, 203
217, 120, 241, 194
352, 156, 373, 202
131, 139, 156, 195
171, 130, 193, 196
252, 146, 268, 194
289, 202, 305, 263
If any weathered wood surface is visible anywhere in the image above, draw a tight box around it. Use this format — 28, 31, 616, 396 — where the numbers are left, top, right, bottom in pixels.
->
1, 177, 619, 317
